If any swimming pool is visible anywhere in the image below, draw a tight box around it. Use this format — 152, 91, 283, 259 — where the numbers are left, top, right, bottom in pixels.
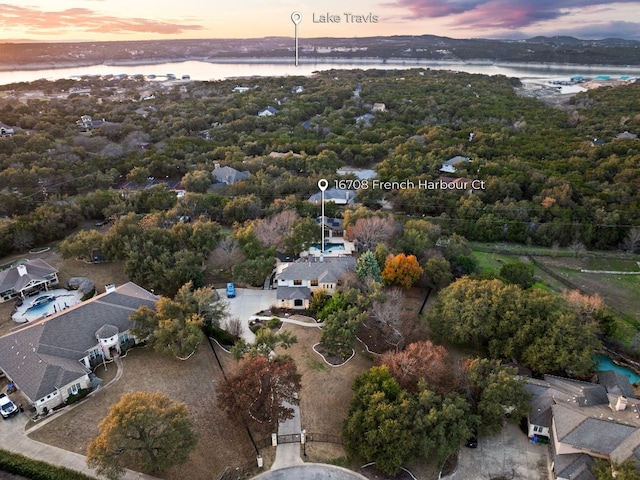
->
12, 288, 83, 323
308, 242, 346, 253
595, 354, 640, 384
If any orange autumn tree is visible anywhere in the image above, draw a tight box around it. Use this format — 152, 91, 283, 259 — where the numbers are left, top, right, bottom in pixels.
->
381, 253, 423, 288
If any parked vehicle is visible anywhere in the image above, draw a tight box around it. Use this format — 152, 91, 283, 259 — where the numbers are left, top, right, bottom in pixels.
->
226, 282, 236, 298
0, 393, 18, 419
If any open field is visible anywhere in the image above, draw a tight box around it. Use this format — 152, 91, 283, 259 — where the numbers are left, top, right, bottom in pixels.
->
27, 345, 258, 479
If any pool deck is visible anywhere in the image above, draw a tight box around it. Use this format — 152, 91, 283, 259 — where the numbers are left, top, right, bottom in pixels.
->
11, 288, 83, 324
306, 237, 355, 258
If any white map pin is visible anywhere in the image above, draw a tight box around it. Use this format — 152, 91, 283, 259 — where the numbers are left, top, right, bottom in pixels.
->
318, 179, 328, 192
291, 12, 303, 25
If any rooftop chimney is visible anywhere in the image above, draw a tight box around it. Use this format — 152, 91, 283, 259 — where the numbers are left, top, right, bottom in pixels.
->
615, 396, 628, 411
16, 264, 27, 277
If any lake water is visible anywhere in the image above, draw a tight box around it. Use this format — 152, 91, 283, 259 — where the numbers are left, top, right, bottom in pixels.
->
1, 59, 638, 86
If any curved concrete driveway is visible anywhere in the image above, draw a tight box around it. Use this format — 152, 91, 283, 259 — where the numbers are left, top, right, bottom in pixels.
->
218, 288, 278, 343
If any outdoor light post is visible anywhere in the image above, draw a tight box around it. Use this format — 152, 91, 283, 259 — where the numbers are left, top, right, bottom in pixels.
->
301, 429, 307, 457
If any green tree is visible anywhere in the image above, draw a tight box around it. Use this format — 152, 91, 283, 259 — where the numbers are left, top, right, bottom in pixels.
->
182, 170, 212, 194
231, 327, 297, 360
429, 278, 601, 375
414, 388, 473, 465
320, 307, 365, 359
464, 358, 530, 434
283, 217, 321, 255
343, 366, 418, 475
130, 284, 215, 360
423, 255, 453, 290
355, 250, 382, 283
593, 459, 640, 480
59, 229, 104, 261
86, 391, 197, 480
126, 166, 151, 185
500, 261, 535, 289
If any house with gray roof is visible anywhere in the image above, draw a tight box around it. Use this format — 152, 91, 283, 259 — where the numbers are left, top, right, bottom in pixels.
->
0, 282, 157, 414
615, 131, 638, 140
439, 156, 472, 173
0, 259, 59, 303
308, 188, 356, 206
525, 373, 640, 480
276, 257, 355, 309
0, 122, 15, 137
258, 106, 279, 117
212, 165, 250, 185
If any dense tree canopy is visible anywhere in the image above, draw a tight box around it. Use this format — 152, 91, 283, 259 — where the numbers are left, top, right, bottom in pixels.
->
428, 277, 601, 375
86, 391, 197, 480
130, 282, 225, 359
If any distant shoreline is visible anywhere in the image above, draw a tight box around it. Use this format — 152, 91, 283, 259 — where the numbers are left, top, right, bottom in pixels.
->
1, 57, 638, 74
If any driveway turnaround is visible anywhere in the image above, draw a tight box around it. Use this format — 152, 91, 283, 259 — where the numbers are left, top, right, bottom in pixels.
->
447, 422, 549, 480
254, 463, 368, 479
218, 288, 277, 342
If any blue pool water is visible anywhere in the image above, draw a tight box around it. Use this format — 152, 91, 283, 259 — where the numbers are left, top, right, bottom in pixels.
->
309, 242, 346, 253
595, 354, 640, 384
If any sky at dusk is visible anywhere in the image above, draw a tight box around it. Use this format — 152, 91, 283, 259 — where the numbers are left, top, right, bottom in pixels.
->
1, 0, 639, 42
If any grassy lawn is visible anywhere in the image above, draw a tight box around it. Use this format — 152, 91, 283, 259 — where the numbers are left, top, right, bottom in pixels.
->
534, 257, 640, 347
585, 257, 640, 272
27, 345, 258, 480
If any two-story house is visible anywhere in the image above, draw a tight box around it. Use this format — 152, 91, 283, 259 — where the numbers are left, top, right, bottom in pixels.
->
276, 257, 355, 309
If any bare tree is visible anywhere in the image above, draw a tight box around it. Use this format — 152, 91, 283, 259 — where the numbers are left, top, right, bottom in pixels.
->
252, 210, 299, 248
623, 227, 640, 253
568, 240, 586, 258
226, 317, 244, 339
345, 216, 398, 250
371, 287, 405, 350
562, 290, 605, 325
209, 237, 244, 271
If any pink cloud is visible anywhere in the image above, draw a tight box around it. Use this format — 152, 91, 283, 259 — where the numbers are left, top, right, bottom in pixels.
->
0, 4, 204, 35
386, 0, 640, 30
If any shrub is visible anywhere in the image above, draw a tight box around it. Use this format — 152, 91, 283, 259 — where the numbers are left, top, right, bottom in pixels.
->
267, 317, 282, 329
0, 449, 94, 480
66, 388, 90, 405
209, 325, 236, 347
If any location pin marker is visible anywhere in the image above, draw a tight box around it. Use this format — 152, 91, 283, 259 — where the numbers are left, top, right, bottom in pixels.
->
291, 12, 302, 66
318, 179, 328, 192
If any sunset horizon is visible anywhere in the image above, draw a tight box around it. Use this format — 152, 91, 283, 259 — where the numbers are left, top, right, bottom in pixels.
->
0, 1, 639, 44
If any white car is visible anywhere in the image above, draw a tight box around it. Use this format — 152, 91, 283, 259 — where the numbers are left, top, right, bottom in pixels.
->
0, 393, 18, 419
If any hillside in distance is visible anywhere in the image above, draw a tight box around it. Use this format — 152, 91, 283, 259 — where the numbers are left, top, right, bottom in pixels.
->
1, 35, 640, 69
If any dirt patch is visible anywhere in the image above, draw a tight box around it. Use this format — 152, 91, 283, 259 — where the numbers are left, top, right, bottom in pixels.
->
27, 345, 258, 479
